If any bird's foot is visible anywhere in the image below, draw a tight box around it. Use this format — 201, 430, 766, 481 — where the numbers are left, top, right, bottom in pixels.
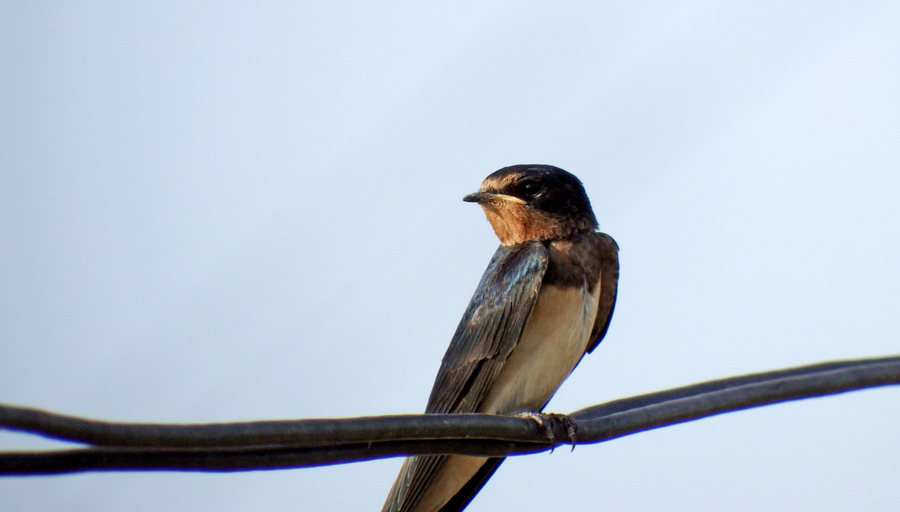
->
517, 412, 578, 453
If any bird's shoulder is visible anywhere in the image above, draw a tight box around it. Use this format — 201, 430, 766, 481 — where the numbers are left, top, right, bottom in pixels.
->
441, 240, 548, 361
543, 231, 618, 293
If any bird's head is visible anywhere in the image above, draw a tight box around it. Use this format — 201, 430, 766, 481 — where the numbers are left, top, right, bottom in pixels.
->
464, 165, 598, 246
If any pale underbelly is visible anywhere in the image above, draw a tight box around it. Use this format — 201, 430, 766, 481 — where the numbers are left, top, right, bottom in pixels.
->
479, 283, 599, 414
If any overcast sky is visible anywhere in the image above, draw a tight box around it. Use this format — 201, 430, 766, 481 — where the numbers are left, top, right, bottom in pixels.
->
2, 2, 899, 511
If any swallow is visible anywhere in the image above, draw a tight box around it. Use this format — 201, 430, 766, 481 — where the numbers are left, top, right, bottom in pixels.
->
381, 165, 619, 512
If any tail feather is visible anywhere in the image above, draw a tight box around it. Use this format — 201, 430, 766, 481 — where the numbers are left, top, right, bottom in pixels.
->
381, 456, 505, 512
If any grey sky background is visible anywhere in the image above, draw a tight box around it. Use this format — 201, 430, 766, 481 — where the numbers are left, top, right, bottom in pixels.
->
2, 1, 899, 510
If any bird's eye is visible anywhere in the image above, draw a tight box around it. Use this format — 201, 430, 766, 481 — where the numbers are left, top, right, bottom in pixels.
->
520, 181, 542, 197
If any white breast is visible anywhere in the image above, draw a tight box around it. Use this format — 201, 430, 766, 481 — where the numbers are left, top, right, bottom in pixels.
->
478, 281, 600, 415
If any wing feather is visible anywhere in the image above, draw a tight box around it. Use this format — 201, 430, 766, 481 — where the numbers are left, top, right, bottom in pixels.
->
585, 232, 619, 354
426, 241, 548, 414
382, 241, 548, 512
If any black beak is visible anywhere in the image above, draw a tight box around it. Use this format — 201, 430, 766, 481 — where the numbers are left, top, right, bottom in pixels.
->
463, 192, 488, 203
462, 192, 527, 205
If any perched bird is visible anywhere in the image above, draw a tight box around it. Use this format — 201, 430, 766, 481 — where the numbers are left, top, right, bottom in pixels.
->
382, 165, 619, 512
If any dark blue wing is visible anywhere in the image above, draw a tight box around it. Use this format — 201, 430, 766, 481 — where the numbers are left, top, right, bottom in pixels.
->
425, 240, 549, 414
383, 241, 548, 512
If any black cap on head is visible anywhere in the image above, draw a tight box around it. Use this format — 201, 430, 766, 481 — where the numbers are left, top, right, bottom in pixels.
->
484, 165, 595, 223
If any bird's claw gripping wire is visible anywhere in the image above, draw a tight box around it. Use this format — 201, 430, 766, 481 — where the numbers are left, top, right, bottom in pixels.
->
517, 412, 577, 453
